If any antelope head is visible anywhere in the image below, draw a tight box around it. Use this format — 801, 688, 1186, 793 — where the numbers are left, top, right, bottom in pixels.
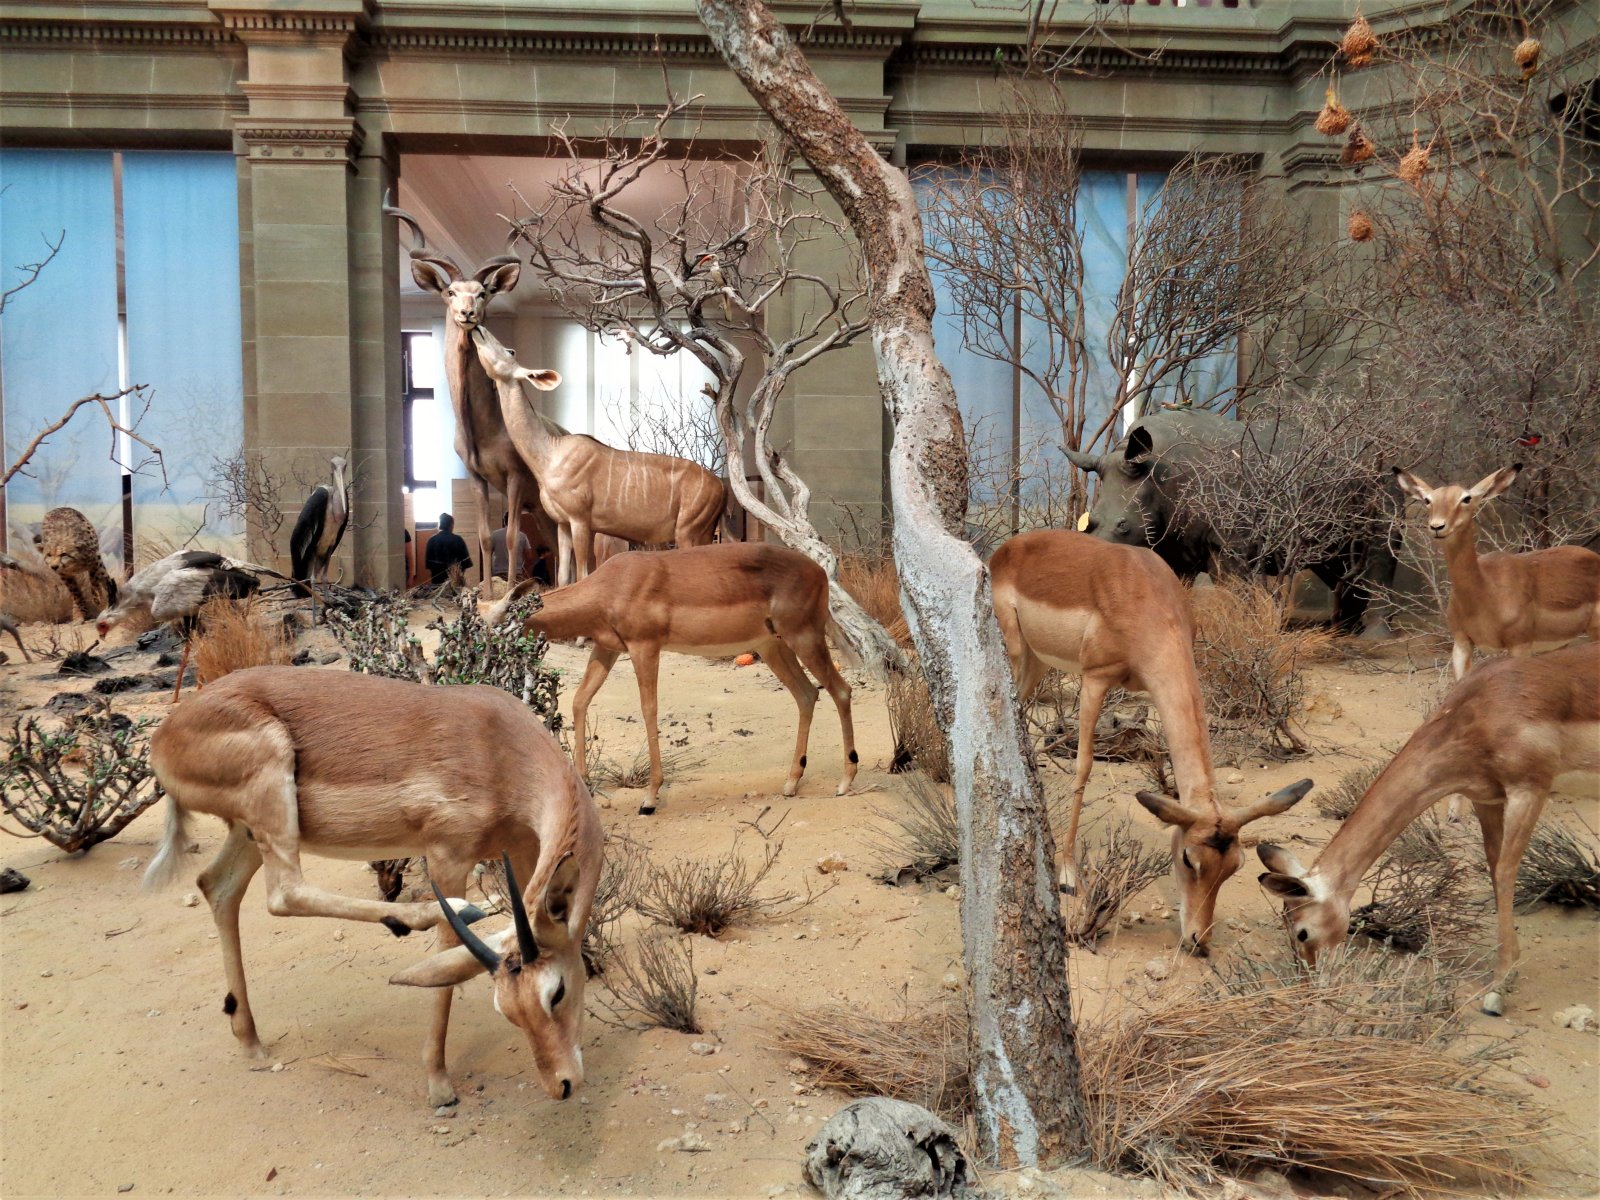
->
1392, 463, 1521, 540
1256, 842, 1348, 966
391, 853, 588, 1101
384, 194, 522, 332
1135, 778, 1314, 956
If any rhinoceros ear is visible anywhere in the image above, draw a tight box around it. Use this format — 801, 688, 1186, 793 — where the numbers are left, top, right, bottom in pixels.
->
1121, 424, 1156, 476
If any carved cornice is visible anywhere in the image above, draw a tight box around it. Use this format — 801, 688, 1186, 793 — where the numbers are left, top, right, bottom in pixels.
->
366, 27, 900, 60
236, 119, 363, 166
0, 19, 230, 47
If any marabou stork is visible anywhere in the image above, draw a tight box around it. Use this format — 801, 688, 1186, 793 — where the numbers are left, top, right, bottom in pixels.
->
289, 455, 350, 618
94, 550, 269, 701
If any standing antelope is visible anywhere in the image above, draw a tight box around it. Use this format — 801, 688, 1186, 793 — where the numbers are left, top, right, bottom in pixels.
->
1393, 463, 1600, 678
143, 666, 602, 1106
384, 196, 557, 592
473, 325, 726, 586
989, 529, 1311, 954
492, 542, 856, 814
1258, 641, 1598, 1016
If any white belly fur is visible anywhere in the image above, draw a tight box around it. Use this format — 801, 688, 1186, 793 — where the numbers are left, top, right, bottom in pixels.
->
664, 641, 762, 658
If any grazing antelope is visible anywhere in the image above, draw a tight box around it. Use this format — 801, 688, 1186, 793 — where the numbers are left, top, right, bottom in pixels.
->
989, 529, 1311, 953
143, 666, 602, 1106
1393, 463, 1600, 679
1258, 641, 1599, 1016
491, 542, 855, 814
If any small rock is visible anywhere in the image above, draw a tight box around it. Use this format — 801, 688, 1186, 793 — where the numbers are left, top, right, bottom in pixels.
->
58, 650, 111, 676
118, 856, 143, 871
319, 652, 342, 665
1524, 1073, 1551, 1089
332, 928, 345, 942
1226, 771, 1245, 784
657, 1132, 709, 1153
1254, 1166, 1292, 1192
270, 1062, 285, 1073
1122, 910, 1145, 926
291, 649, 316, 666
1144, 958, 1170, 982
39, 970, 52, 979
787, 1056, 808, 1074
182, 892, 201, 908
816, 853, 848, 874
1553, 1004, 1594, 1031
944, 885, 961, 901
117, 1185, 134, 1194
434, 1106, 456, 1117
0, 867, 30, 894
146, 1009, 162, 1018
432, 1125, 452, 1135
689, 1041, 718, 1057
941, 972, 962, 991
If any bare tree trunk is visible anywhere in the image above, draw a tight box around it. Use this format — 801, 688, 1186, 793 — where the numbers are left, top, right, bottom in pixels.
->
696, 0, 1088, 1166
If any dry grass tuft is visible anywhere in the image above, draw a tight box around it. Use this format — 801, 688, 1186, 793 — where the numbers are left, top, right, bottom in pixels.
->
767, 1001, 970, 1121
868, 773, 960, 883
191, 597, 293, 684
583, 833, 654, 974
638, 839, 812, 938
1065, 820, 1170, 947
1190, 578, 1332, 757
837, 553, 911, 649
886, 658, 951, 782
1516, 819, 1600, 910
586, 743, 703, 793
0, 561, 73, 624
598, 933, 700, 1034
1316, 762, 1381, 820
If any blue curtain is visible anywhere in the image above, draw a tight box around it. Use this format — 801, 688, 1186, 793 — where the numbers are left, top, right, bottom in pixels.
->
0, 150, 122, 543
123, 151, 244, 549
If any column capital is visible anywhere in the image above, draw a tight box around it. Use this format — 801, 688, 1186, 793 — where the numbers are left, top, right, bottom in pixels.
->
208, 0, 373, 47
234, 117, 363, 167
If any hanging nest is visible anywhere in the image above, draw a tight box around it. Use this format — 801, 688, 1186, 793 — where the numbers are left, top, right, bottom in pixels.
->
1339, 125, 1375, 166
1347, 211, 1374, 242
1513, 37, 1541, 80
1397, 131, 1431, 186
1315, 88, 1352, 136
1340, 13, 1377, 68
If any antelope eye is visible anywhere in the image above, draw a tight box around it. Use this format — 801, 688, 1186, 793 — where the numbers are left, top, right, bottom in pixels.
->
1460, 495, 1472, 504
551, 979, 566, 1009
1181, 851, 1194, 871
1296, 929, 1309, 943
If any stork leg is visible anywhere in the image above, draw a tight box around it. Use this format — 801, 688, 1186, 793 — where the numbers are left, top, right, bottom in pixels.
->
173, 636, 193, 703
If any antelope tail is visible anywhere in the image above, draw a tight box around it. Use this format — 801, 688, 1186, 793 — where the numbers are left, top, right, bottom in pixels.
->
141, 794, 190, 891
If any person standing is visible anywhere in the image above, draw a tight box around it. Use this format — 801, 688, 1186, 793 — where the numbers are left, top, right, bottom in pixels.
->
424, 513, 473, 588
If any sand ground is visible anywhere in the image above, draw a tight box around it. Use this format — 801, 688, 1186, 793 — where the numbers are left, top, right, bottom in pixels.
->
1, 612, 1596, 1200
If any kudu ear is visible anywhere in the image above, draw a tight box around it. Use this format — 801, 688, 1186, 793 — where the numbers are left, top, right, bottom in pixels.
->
1062, 445, 1102, 474
535, 852, 582, 949
1256, 842, 1308, 879
1231, 778, 1314, 826
476, 257, 521, 296
1391, 466, 1432, 501
1469, 463, 1521, 503
411, 259, 454, 295
1134, 790, 1202, 829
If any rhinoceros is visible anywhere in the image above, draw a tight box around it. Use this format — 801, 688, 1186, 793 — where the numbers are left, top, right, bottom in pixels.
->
1062, 408, 1399, 637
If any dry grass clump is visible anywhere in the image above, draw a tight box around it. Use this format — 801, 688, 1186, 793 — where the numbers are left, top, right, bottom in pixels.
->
1080, 969, 1546, 1192
836, 553, 910, 649
1190, 578, 1332, 757
886, 659, 951, 783
767, 1001, 969, 1120
1316, 761, 1381, 820
1515, 819, 1600, 909
191, 597, 293, 684
638, 838, 808, 938
598, 932, 700, 1034
0, 561, 73, 624
582, 833, 654, 974
1349, 850, 1484, 953
868, 773, 959, 883
1065, 820, 1169, 948
586, 742, 702, 792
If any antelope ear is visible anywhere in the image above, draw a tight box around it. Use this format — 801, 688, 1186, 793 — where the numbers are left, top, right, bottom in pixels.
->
1232, 778, 1314, 826
1469, 463, 1521, 502
1391, 466, 1432, 501
390, 944, 491, 988
1135, 790, 1202, 829
535, 852, 582, 948
1258, 872, 1311, 900
1256, 842, 1308, 878
520, 369, 561, 392
411, 259, 453, 295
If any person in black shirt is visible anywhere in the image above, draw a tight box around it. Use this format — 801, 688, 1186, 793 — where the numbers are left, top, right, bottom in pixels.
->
424, 513, 473, 588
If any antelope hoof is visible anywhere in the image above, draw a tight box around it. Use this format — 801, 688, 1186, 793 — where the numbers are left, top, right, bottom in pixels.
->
782, 779, 800, 798
1057, 854, 1080, 896
1481, 990, 1504, 1017
638, 802, 657, 816
836, 779, 851, 797
429, 1083, 459, 1108
380, 916, 413, 938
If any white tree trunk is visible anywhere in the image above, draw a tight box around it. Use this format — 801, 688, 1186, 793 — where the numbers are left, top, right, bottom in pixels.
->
696, 0, 1088, 1166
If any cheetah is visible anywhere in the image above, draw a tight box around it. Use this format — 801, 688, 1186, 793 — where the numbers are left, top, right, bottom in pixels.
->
34, 507, 118, 621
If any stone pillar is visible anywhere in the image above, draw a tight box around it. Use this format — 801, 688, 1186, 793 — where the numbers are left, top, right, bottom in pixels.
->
217, 0, 403, 587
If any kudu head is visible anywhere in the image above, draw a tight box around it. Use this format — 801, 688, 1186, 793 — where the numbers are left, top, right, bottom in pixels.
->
391, 853, 588, 1101
1392, 463, 1521, 541
1256, 841, 1348, 967
384, 193, 522, 332
1135, 778, 1315, 956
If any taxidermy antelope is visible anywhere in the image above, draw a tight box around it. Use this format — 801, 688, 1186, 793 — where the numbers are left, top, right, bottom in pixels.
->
1393, 464, 1600, 678
1258, 641, 1598, 1017
989, 529, 1311, 954
491, 542, 855, 814
474, 324, 726, 586
143, 666, 602, 1106
384, 196, 554, 591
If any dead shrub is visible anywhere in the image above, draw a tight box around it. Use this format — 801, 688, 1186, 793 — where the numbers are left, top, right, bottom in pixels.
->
582, 833, 654, 974
886, 657, 950, 782
1315, 761, 1381, 820
0, 560, 73, 624
598, 932, 700, 1034
191, 596, 293, 685
1190, 578, 1332, 757
0, 705, 164, 853
1515, 819, 1600, 910
1064, 820, 1170, 948
767, 1000, 970, 1121
836, 553, 911, 648
1349, 853, 1485, 955
868, 773, 959, 883
638, 837, 814, 938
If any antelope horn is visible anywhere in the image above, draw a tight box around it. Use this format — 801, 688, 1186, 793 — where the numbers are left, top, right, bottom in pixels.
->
502, 852, 539, 968
429, 880, 501, 975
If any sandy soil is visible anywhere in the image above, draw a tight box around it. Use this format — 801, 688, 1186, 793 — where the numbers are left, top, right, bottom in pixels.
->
1, 613, 1596, 1200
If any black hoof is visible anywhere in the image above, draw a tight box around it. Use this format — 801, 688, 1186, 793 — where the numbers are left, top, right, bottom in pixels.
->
380, 916, 412, 938
638, 804, 656, 816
